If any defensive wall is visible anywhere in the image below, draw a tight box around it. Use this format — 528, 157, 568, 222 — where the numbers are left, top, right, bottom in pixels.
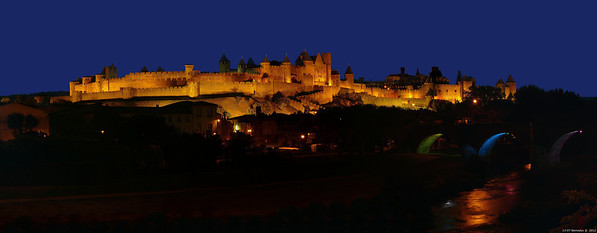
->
433, 84, 463, 102
359, 93, 431, 109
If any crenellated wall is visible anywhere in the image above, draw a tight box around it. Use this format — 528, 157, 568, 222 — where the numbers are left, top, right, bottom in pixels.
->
67, 53, 511, 112
359, 93, 431, 109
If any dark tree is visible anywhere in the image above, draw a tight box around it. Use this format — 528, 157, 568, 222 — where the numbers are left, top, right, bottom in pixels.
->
7, 113, 25, 136
24, 114, 39, 131
6, 113, 39, 137
464, 85, 505, 104
13, 95, 36, 105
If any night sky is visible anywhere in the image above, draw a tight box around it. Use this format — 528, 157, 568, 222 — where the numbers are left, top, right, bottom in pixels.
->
1, 1, 595, 96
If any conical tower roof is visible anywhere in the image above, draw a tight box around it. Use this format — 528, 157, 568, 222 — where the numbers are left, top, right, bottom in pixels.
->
297, 50, 312, 62
247, 57, 256, 66
219, 54, 230, 63
497, 78, 505, 84
506, 74, 515, 83
239, 57, 246, 66
345, 65, 353, 74
283, 54, 290, 63
262, 54, 269, 63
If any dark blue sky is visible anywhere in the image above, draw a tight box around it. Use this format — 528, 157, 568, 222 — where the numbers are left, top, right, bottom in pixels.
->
1, 1, 596, 96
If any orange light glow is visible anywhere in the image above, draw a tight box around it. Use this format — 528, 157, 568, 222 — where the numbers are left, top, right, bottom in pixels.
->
473, 99, 478, 104
466, 189, 491, 226
300, 134, 305, 139
247, 129, 252, 133
524, 163, 531, 171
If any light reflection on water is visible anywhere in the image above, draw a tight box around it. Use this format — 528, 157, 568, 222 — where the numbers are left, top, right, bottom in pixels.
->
433, 171, 524, 232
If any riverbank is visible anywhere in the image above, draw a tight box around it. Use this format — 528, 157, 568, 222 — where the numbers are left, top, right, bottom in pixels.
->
0, 153, 515, 232
499, 155, 597, 232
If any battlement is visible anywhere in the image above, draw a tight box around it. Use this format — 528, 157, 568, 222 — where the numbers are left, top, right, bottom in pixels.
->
123, 71, 188, 79
67, 54, 512, 110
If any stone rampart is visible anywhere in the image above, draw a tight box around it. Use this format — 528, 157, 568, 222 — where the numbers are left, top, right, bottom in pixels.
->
199, 81, 255, 96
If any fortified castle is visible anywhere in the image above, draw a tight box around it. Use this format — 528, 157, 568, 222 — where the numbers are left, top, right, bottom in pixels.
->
65, 51, 515, 117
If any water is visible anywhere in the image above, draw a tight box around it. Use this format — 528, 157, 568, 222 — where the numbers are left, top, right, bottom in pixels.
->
432, 169, 526, 232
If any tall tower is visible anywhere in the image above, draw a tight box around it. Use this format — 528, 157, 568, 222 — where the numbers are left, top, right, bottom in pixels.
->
314, 53, 326, 85
238, 57, 246, 73
344, 65, 354, 85
496, 78, 506, 98
506, 74, 516, 99
184, 64, 194, 78
260, 55, 270, 76
297, 50, 314, 77
102, 64, 117, 79
282, 54, 291, 83
321, 53, 332, 86
219, 54, 230, 73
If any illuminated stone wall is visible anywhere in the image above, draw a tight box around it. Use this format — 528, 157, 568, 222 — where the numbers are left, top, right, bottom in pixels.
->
68, 52, 515, 113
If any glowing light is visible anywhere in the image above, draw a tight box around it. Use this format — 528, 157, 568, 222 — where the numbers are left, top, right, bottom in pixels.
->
279, 147, 299, 151
524, 163, 531, 171
300, 134, 305, 139
478, 133, 507, 157
100, 130, 105, 134
217, 119, 221, 123
473, 99, 478, 104
466, 189, 491, 225
548, 130, 582, 167
411, 103, 415, 107
247, 129, 252, 133
234, 124, 240, 131
442, 200, 456, 208
417, 133, 443, 154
